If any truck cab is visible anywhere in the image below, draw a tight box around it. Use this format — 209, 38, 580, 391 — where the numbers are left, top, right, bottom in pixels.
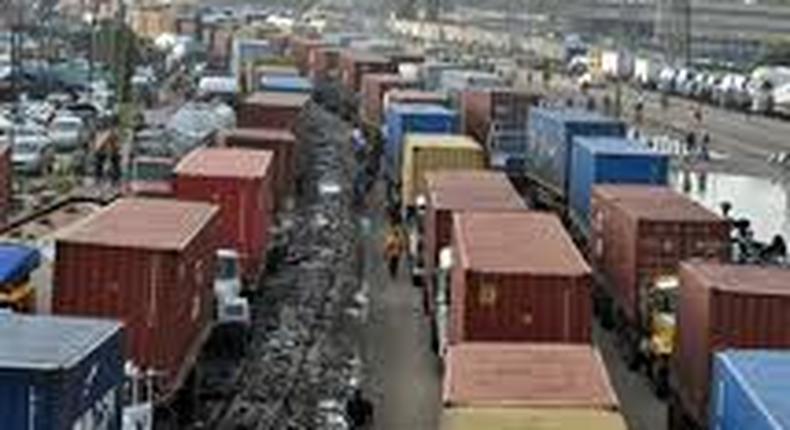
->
639, 273, 679, 396
407, 195, 428, 286
126, 156, 175, 197
214, 249, 250, 327
433, 246, 453, 360
0, 243, 40, 313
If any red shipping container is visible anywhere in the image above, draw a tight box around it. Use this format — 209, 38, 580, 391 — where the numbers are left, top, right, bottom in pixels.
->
359, 74, 413, 127
237, 91, 310, 131
53, 198, 219, 401
174, 148, 274, 284
423, 170, 526, 312
0, 145, 11, 223
219, 128, 297, 203
589, 185, 730, 322
340, 50, 394, 92
450, 211, 592, 344
309, 47, 341, 80
460, 88, 541, 147
672, 262, 790, 427
443, 342, 619, 408
291, 36, 328, 76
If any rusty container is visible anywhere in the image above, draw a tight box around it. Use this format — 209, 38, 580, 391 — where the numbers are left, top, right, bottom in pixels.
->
237, 91, 310, 131
53, 198, 219, 402
360, 74, 413, 127
174, 148, 274, 284
461, 88, 541, 146
673, 262, 790, 428
589, 185, 730, 323
450, 211, 592, 344
290, 36, 328, 76
309, 47, 342, 80
340, 50, 395, 92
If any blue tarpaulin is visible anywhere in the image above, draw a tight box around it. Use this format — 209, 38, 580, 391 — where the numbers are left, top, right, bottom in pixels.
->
0, 244, 40, 284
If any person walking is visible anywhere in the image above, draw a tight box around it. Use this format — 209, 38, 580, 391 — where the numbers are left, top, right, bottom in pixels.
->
383, 223, 405, 280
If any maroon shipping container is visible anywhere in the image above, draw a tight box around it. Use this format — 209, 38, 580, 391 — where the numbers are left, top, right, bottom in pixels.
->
237, 91, 310, 131
450, 211, 592, 344
218, 128, 296, 203
460, 88, 541, 146
54, 198, 219, 402
443, 342, 619, 408
206, 25, 235, 67
0, 145, 11, 223
290, 36, 328, 76
174, 148, 274, 284
423, 170, 526, 313
340, 50, 395, 92
359, 74, 413, 127
309, 47, 342, 80
590, 185, 730, 322
672, 262, 790, 427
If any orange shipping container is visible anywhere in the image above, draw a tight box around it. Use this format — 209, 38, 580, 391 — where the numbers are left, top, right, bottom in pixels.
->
450, 211, 591, 344
54, 198, 219, 402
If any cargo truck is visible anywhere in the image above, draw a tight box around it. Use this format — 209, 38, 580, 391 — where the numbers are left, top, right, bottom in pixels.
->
0, 243, 40, 312
441, 343, 626, 430
590, 185, 730, 397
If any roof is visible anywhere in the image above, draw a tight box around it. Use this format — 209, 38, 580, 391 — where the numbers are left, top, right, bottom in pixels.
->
175, 147, 273, 179
260, 76, 313, 92
574, 137, 667, 157
683, 262, 790, 296
57, 198, 219, 251
454, 211, 590, 275
426, 170, 526, 211
716, 350, 790, 429
405, 134, 481, 150
0, 244, 40, 283
389, 102, 456, 116
443, 343, 619, 409
342, 49, 390, 63
533, 108, 625, 125
0, 313, 121, 370
220, 128, 296, 143
594, 185, 723, 222
387, 89, 448, 103
244, 91, 310, 108
363, 73, 407, 84
441, 408, 628, 430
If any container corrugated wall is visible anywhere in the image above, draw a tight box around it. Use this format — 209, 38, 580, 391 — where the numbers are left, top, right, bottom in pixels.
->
461, 89, 540, 147
237, 92, 309, 131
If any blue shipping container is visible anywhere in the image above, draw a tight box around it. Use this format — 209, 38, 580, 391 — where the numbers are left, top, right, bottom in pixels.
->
710, 350, 790, 430
568, 137, 668, 233
384, 103, 460, 182
0, 314, 124, 430
260, 76, 314, 93
527, 108, 626, 197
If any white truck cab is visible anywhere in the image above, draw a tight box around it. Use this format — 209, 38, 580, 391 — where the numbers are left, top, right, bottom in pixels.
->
215, 249, 250, 327
434, 246, 453, 360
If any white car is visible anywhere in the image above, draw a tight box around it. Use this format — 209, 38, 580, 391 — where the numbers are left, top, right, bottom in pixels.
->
11, 127, 54, 174
49, 115, 87, 151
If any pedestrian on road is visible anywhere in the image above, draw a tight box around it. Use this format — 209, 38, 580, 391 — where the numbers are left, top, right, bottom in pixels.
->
346, 388, 374, 429
383, 224, 405, 280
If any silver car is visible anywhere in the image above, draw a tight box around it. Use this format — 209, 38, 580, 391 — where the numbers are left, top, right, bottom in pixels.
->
11, 128, 54, 175
49, 115, 87, 152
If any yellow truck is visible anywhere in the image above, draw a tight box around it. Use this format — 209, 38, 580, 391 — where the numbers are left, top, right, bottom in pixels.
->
400, 134, 486, 210
0, 243, 41, 312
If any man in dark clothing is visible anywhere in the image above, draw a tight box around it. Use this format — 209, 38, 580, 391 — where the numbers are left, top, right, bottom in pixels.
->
346, 389, 373, 429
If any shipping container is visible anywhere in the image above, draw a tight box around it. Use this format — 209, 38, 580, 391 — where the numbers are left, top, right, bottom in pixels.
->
401, 134, 486, 208
384, 103, 460, 183
255, 64, 299, 81
260, 75, 313, 93
290, 36, 328, 76
339, 50, 395, 92
527, 109, 627, 199
424, 170, 526, 313
174, 148, 273, 283
384, 89, 449, 113
710, 350, 790, 430
440, 70, 505, 102
0, 144, 10, 223
420, 62, 469, 91
450, 211, 592, 344
218, 128, 297, 202
442, 343, 625, 430
0, 314, 124, 430
54, 198, 219, 402
308, 47, 342, 80
601, 49, 634, 80
590, 185, 730, 324
460, 88, 541, 145
360, 74, 413, 127
388, 51, 425, 69
672, 262, 790, 429
237, 91, 310, 131
569, 137, 668, 235
232, 38, 277, 78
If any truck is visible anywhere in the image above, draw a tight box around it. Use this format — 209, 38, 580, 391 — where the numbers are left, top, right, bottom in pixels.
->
590, 185, 730, 397
601, 49, 634, 80
441, 343, 626, 430
0, 243, 40, 312
634, 57, 663, 89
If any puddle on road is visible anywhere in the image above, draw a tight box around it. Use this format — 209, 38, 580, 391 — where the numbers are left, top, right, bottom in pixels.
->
672, 169, 790, 242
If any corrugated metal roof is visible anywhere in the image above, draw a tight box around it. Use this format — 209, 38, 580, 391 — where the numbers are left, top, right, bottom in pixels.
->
245, 91, 310, 108
454, 211, 590, 275
686, 262, 790, 296
441, 408, 628, 430
596, 185, 723, 222
426, 170, 525, 211
175, 147, 273, 179
389, 103, 455, 115
57, 198, 218, 251
532, 108, 625, 124
220, 128, 297, 143
574, 137, 666, 156
405, 134, 481, 150
443, 343, 619, 409
0, 313, 120, 370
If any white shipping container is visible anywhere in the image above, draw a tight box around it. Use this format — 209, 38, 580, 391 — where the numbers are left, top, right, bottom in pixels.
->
601, 50, 634, 80
634, 57, 662, 86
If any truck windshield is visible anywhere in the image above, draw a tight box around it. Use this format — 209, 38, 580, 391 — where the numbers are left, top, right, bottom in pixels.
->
216, 255, 239, 281
133, 161, 172, 181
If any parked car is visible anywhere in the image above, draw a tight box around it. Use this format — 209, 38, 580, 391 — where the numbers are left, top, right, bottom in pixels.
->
657, 67, 677, 93
674, 68, 696, 96
11, 128, 54, 174
49, 115, 87, 152
715, 74, 752, 110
